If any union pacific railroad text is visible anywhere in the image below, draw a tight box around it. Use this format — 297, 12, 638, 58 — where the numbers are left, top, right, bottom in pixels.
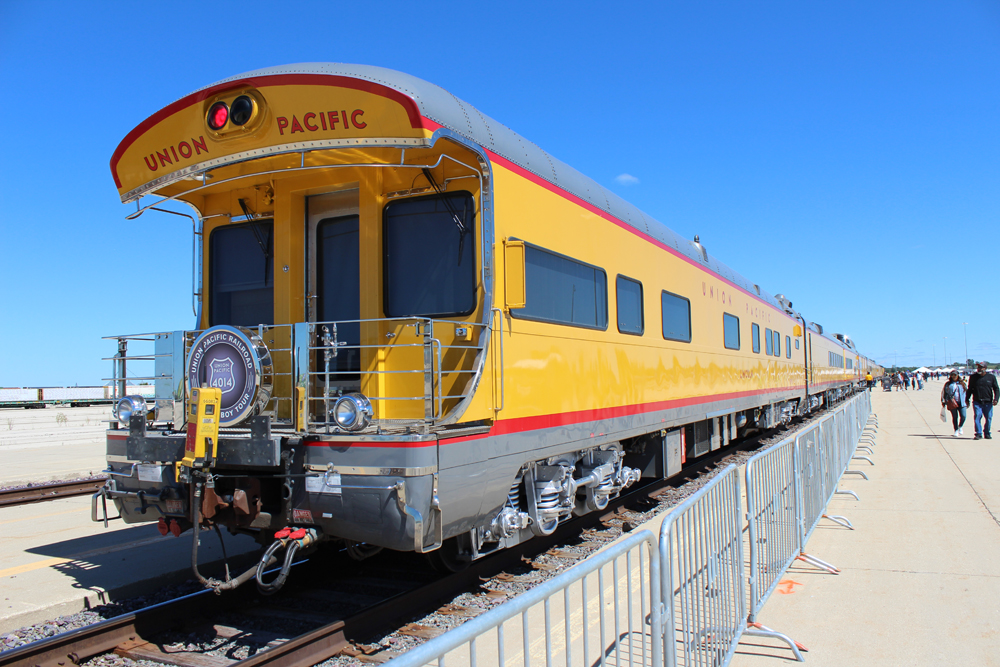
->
276, 109, 367, 135
144, 136, 208, 172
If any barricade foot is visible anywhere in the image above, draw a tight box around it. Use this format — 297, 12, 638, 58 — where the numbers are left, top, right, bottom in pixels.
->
744, 622, 807, 662
852, 455, 875, 465
835, 489, 860, 501
823, 513, 854, 529
797, 552, 840, 574
844, 469, 869, 480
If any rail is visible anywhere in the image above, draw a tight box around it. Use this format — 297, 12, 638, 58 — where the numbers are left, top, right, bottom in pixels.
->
0, 478, 108, 508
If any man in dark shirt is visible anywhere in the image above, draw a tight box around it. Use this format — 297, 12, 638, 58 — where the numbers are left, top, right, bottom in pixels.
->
966, 361, 1000, 440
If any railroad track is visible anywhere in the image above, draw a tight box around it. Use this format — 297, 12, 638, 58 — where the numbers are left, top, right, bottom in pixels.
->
0, 405, 845, 667
0, 526, 624, 667
0, 478, 107, 508
0, 474, 742, 667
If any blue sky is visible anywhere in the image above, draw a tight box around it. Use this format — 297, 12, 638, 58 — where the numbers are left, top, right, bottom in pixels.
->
1, 1, 997, 386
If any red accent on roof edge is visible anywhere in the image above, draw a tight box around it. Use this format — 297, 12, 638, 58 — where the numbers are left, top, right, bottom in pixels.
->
110, 73, 423, 189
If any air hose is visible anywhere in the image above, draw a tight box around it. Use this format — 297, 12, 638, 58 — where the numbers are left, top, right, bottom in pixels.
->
190, 479, 318, 595
191, 479, 278, 594
255, 537, 300, 595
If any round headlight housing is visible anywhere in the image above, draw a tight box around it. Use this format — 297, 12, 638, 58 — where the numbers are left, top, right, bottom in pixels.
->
333, 394, 373, 432
229, 95, 255, 126
116, 395, 148, 425
207, 101, 229, 130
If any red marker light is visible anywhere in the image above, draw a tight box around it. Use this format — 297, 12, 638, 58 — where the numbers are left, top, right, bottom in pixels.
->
207, 101, 229, 130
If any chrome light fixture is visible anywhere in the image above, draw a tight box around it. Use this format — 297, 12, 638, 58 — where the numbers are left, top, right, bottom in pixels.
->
116, 395, 148, 424
333, 393, 373, 432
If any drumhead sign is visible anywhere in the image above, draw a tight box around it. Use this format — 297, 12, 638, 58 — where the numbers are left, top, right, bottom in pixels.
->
187, 325, 271, 426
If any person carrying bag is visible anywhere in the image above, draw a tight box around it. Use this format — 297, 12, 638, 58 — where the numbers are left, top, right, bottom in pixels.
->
941, 372, 967, 437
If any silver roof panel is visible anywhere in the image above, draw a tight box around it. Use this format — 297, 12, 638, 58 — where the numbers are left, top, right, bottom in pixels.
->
195, 63, 780, 310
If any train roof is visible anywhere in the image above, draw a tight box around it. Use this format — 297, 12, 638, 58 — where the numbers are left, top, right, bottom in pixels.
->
187, 63, 784, 312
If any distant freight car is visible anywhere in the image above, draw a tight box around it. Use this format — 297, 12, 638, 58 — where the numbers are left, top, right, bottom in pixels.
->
0, 385, 155, 408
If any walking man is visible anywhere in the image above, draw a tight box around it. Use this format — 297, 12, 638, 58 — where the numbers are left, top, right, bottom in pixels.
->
966, 362, 999, 440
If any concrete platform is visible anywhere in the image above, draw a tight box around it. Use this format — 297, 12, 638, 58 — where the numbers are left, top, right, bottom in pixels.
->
0, 494, 261, 633
0, 405, 109, 485
428, 383, 1000, 666
723, 382, 1000, 666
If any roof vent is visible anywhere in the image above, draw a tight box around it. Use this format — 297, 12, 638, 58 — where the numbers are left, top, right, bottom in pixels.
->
691, 235, 709, 262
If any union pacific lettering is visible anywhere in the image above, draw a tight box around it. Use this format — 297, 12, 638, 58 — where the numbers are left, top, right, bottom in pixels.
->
701, 281, 733, 306
745, 302, 772, 323
276, 109, 367, 135
143, 136, 209, 172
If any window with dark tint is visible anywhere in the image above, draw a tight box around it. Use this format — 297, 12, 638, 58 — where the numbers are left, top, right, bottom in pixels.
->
661, 291, 691, 342
723, 313, 740, 350
317, 215, 360, 377
774, 332, 781, 357
513, 245, 608, 330
752, 323, 761, 353
786, 335, 792, 358
384, 192, 475, 318
765, 328, 773, 355
616, 275, 643, 335
210, 220, 274, 326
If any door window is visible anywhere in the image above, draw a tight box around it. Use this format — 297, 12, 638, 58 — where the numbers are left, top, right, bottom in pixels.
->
316, 215, 360, 377
383, 192, 476, 318
209, 220, 274, 326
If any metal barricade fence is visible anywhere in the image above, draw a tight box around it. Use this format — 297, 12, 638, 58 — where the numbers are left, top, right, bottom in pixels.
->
797, 418, 829, 545
386, 393, 874, 667
659, 465, 745, 667
384, 530, 662, 667
744, 438, 799, 624
740, 392, 871, 661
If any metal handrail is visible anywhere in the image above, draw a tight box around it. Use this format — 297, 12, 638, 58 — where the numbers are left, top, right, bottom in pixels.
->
107, 313, 488, 433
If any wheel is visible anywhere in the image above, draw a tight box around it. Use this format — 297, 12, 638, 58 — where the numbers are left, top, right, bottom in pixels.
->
424, 537, 470, 573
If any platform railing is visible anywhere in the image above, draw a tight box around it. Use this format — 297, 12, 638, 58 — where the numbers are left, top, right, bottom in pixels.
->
379, 392, 872, 667
744, 439, 799, 622
659, 465, 747, 667
383, 530, 662, 667
105, 315, 487, 434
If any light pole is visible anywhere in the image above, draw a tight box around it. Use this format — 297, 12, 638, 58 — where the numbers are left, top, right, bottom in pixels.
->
963, 322, 968, 366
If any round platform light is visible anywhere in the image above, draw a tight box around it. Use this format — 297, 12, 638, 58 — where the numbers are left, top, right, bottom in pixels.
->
230, 95, 255, 126
333, 394, 373, 432
116, 395, 148, 425
207, 101, 229, 130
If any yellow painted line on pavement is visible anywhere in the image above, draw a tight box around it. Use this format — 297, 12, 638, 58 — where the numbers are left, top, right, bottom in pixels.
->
1, 534, 167, 578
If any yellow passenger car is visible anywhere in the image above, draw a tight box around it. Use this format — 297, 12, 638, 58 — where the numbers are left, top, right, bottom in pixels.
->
97, 64, 872, 586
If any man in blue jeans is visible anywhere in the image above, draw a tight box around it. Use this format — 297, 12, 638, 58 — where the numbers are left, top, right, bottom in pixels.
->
966, 362, 1000, 440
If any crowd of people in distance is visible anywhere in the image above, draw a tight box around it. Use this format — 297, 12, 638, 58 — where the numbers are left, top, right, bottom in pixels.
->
879, 370, 928, 391
941, 362, 1000, 440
